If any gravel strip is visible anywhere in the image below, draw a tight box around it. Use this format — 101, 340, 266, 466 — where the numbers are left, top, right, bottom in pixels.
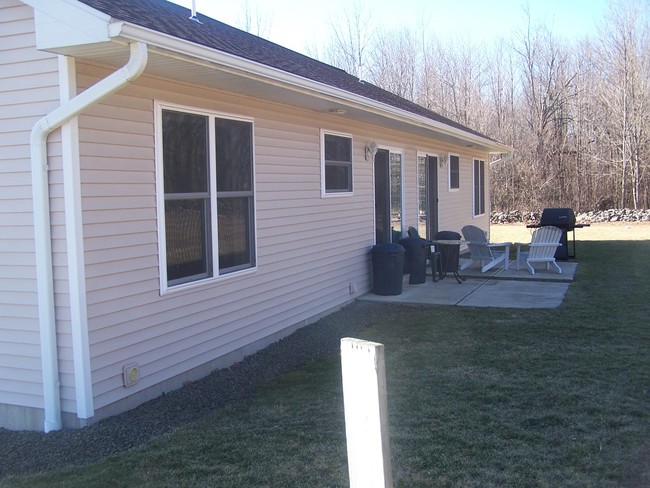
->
0, 301, 396, 479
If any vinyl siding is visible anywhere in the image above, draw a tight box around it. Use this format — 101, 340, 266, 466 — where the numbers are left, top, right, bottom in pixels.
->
435, 151, 490, 233
0, 9, 492, 427
73, 62, 490, 415
0, 0, 61, 416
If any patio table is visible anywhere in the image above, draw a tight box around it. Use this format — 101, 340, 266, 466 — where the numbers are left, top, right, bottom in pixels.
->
429, 239, 467, 284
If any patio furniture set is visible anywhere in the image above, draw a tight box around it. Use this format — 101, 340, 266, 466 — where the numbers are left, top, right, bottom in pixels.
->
372, 208, 587, 295
414, 224, 565, 284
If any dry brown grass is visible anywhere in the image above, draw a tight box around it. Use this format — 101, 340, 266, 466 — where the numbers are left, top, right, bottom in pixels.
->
490, 221, 650, 243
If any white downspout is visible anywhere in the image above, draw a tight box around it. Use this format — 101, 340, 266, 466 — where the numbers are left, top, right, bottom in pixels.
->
31, 41, 148, 432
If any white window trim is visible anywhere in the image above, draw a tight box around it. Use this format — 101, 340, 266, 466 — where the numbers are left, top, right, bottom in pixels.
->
383, 146, 404, 239
416, 151, 439, 230
320, 129, 354, 197
155, 100, 258, 295
448, 153, 460, 192
473, 157, 486, 217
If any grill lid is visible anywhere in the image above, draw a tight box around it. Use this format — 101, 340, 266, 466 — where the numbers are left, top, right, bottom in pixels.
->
539, 208, 576, 228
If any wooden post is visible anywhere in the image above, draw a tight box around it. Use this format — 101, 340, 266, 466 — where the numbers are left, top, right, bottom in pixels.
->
340, 338, 393, 488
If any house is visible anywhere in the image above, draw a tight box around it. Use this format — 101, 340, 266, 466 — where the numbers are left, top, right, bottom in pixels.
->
0, 0, 511, 431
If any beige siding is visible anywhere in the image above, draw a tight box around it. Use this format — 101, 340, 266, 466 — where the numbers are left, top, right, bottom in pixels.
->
436, 151, 491, 234
73, 63, 488, 415
0, 0, 492, 427
0, 0, 62, 419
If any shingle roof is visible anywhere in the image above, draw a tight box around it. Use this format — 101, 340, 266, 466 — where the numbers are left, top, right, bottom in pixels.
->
77, 0, 493, 142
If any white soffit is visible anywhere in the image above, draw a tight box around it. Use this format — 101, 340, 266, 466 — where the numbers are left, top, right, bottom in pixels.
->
22, 0, 112, 49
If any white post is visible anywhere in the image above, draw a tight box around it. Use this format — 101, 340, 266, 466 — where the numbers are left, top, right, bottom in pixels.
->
340, 338, 393, 488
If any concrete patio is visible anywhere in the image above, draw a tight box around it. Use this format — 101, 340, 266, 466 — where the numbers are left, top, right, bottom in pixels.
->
359, 259, 578, 309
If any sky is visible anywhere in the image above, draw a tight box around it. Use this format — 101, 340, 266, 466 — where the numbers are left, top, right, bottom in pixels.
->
167, 0, 611, 55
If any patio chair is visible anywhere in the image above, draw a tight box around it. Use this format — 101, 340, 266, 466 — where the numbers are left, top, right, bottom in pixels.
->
515, 226, 563, 275
460, 225, 511, 273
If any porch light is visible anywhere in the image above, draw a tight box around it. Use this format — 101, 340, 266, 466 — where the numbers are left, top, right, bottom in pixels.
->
439, 153, 448, 168
365, 142, 378, 160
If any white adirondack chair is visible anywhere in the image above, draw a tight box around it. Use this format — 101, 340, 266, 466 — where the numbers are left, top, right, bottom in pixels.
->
515, 226, 563, 274
460, 225, 511, 272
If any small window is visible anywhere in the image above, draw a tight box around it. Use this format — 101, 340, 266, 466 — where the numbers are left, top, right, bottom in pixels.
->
322, 131, 353, 194
473, 158, 486, 216
449, 154, 460, 190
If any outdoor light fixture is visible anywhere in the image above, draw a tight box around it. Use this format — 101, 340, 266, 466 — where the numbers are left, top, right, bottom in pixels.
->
439, 153, 448, 168
365, 142, 378, 160
328, 108, 347, 115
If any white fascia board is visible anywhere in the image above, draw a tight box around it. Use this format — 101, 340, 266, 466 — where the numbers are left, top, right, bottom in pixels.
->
114, 22, 510, 153
22, 0, 112, 49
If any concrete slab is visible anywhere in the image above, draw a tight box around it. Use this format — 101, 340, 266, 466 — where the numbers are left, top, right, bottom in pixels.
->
359, 261, 578, 309
457, 279, 570, 309
361, 277, 488, 306
460, 259, 577, 282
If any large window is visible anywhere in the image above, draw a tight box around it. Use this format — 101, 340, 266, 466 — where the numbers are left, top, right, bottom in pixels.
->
158, 104, 255, 289
449, 154, 460, 190
322, 131, 353, 194
473, 158, 486, 216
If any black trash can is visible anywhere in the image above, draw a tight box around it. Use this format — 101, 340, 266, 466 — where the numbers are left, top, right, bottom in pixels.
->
399, 236, 428, 284
371, 243, 405, 295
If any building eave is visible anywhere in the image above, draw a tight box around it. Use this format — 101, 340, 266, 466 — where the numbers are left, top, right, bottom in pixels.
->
24, 0, 512, 154
120, 22, 511, 153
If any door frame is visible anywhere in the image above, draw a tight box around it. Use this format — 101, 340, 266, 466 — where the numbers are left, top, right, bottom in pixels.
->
373, 146, 404, 244
417, 152, 439, 241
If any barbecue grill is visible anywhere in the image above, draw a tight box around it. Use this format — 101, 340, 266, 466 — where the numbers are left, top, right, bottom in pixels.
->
526, 208, 589, 260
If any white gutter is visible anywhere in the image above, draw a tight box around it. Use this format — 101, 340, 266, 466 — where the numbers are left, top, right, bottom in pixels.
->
114, 23, 512, 154
30, 41, 148, 432
490, 153, 514, 166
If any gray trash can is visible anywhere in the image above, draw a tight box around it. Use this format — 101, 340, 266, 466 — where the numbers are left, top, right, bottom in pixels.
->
371, 243, 405, 295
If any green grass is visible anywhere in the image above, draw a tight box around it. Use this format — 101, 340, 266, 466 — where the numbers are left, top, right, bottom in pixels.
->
3, 239, 650, 487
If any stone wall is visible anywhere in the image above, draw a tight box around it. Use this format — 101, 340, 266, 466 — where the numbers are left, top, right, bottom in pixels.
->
491, 208, 650, 224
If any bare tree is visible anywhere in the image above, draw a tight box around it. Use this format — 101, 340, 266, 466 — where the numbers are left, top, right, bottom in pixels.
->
594, 0, 650, 208
312, 1, 650, 212
320, 2, 375, 78
484, 39, 522, 211
512, 12, 577, 207
370, 28, 421, 101
416, 35, 488, 130
237, 0, 271, 38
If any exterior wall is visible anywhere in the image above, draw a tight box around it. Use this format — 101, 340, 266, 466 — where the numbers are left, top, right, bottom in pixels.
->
0, 0, 75, 430
412, 149, 491, 236
74, 62, 491, 423
438, 153, 490, 233
0, 3, 491, 428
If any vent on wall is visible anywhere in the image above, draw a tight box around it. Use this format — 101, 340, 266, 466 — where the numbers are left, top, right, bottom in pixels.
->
123, 362, 140, 387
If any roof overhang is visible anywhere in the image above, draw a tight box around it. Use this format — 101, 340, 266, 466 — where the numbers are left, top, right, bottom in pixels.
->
24, 0, 512, 154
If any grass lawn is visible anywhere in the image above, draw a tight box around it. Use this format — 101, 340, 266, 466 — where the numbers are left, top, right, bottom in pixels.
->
2, 225, 649, 487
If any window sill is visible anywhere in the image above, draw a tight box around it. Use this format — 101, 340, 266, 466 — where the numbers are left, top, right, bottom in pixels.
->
160, 266, 257, 296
